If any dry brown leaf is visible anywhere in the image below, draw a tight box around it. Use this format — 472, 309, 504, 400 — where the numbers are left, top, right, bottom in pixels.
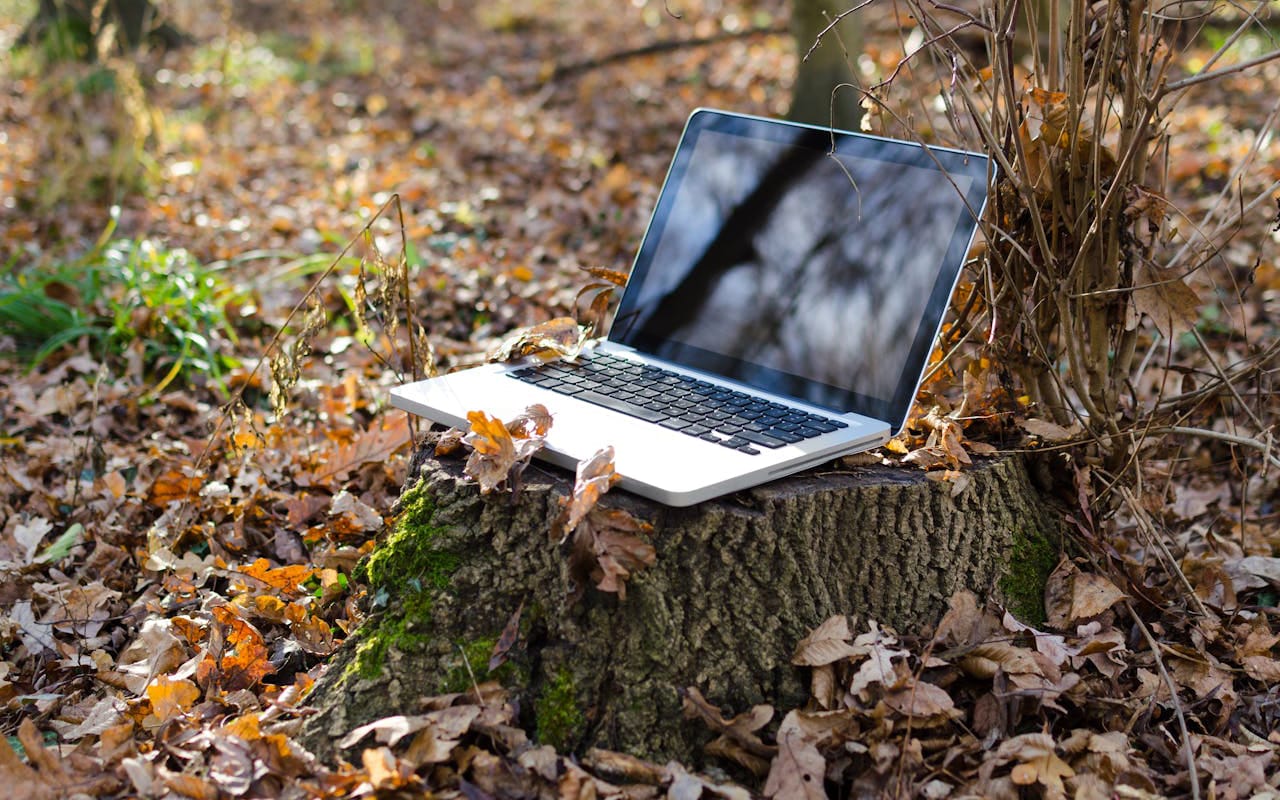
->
298, 413, 411, 486
1133, 262, 1200, 340
434, 427, 465, 456
589, 518, 657, 599
1069, 572, 1126, 622
506, 403, 553, 438
490, 317, 587, 362
552, 446, 620, 542
1020, 418, 1079, 442
960, 642, 1043, 677
582, 265, 629, 287
463, 408, 548, 494
883, 680, 956, 718
793, 615, 859, 666
763, 711, 827, 800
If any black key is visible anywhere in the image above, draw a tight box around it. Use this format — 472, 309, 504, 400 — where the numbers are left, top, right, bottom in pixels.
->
716, 424, 743, 435
809, 421, 839, 433
722, 437, 751, 448
738, 410, 763, 420
575, 390, 668, 422
709, 391, 732, 402
683, 425, 711, 437
761, 408, 786, 419
671, 399, 697, 410
643, 401, 670, 412
745, 422, 773, 433
830, 420, 849, 429
775, 421, 800, 432
660, 419, 691, 431
738, 446, 760, 455
739, 430, 787, 448
699, 432, 722, 443
556, 385, 583, 396
796, 426, 826, 439
772, 431, 803, 444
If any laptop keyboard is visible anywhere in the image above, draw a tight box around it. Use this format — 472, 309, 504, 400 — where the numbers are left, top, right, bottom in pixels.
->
507, 352, 848, 456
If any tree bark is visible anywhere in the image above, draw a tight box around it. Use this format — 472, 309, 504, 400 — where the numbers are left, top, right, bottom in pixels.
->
19, 0, 187, 56
300, 446, 1062, 765
789, 0, 864, 131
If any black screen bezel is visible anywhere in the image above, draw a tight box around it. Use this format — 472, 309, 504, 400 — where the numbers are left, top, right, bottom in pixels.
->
609, 109, 991, 431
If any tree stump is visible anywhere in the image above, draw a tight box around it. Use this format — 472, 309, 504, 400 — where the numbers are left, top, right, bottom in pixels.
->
300, 445, 1062, 764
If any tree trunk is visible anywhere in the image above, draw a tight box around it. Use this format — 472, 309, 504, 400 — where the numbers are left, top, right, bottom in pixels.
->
789, 0, 864, 131
19, 0, 187, 56
300, 446, 1062, 765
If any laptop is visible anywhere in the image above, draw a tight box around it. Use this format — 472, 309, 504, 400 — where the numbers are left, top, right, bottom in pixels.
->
391, 108, 991, 506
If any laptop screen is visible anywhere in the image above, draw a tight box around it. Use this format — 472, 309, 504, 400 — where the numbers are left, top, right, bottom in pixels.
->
609, 109, 990, 430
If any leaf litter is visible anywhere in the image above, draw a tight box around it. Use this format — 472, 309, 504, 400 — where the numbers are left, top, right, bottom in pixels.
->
1, 0, 1280, 797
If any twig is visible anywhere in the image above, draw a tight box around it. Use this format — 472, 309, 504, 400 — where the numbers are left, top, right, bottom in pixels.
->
546, 25, 787, 83
1162, 48, 1280, 95
1119, 487, 1210, 619
1148, 425, 1280, 469
1124, 600, 1201, 800
801, 0, 879, 62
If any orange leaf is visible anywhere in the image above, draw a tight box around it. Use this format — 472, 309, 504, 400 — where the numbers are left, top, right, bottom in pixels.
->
150, 470, 202, 507
146, 675, 200, 722
489, 317, 586, 362
581, 266, 629, 286
240, 558, 314, 596
298, 414, 410, 486
552, 446, 620, 542
212, 606, 275, 691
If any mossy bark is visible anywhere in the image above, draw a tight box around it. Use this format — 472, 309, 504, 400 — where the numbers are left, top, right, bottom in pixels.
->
301, 450, 1062, 764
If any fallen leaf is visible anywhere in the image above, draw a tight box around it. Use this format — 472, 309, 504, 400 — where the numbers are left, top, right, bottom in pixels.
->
490, 317, 587, 362
1069, 572, 1126, 622
883, 680, 956, 718
552, 446, 620, 542
1133, 262, 1199, 340
763, 711, 827, 800
793, 615, 859, 666
146, 675, 200, 722
489, 598, 525, 672
463, 408, 548, 494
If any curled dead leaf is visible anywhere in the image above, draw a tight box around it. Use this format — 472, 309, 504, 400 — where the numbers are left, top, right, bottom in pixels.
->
489, 317, 588, 362
792, 615, 858, 666
462, 408, 549, 494
552, 446, 620, 543
1133, 262, 1200, 340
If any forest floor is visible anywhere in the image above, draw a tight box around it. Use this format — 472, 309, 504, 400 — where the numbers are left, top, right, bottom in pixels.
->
2, 0, 1280, 797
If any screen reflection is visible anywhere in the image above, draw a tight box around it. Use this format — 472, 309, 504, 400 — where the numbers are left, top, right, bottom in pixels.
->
613, 129, 977, 411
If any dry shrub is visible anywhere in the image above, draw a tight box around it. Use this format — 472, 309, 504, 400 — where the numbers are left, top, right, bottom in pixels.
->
850, 0, 1280, 511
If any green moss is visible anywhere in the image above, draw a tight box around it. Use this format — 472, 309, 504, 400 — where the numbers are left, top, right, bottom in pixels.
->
1000, 524, 1059, 625
349, 591, 435, 680
357, 479, 458, 595
534, 668, 584, 751
347, 480, 459, 679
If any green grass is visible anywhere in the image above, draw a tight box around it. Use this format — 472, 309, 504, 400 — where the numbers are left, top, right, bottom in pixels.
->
0, 227, 243, 393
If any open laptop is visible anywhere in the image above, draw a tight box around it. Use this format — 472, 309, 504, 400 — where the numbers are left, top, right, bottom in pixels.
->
391, 108, 991, 506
